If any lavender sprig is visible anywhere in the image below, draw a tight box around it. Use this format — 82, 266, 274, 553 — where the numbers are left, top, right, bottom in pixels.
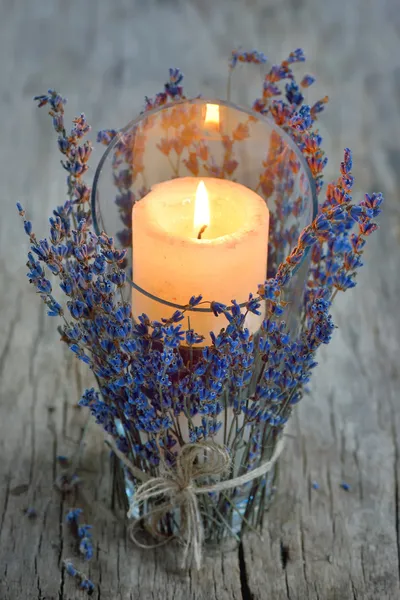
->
66, 508, 94, 561
64, 560, 95, 594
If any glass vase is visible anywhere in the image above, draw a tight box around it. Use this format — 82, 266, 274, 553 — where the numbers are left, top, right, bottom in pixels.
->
92, 98, 317, 546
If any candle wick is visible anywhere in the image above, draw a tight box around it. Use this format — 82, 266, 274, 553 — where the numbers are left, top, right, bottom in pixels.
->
197, 225, 208, 240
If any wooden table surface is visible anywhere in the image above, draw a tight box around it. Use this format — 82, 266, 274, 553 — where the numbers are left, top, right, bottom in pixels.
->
1, 0, 400, 598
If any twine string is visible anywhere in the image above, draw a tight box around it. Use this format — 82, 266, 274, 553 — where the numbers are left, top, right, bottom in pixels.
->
107, 437, 285, 569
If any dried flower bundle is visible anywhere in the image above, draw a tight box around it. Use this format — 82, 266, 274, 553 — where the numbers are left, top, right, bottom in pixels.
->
18, 48, 383, 555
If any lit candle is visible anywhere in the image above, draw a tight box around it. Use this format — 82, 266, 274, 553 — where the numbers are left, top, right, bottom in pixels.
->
131, 177, 269, 342
131, 176, 269, 445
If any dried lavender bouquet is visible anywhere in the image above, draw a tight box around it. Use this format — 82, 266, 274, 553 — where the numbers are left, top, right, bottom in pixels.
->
18, 48, 383, 568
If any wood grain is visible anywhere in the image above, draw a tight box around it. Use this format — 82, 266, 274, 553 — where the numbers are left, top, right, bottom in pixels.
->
1, 0, 400, 598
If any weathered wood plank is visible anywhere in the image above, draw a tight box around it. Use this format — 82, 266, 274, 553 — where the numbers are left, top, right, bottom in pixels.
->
1, 0, 400, 598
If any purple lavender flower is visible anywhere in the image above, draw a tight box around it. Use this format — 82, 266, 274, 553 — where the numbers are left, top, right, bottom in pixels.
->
230, 49, 268, 69
66, 508, 83, 523
287, 48, 306, 64
285, 81, 304, 106
97, 129, 118, 146
64, 560, 95, 594
300, 74, 315, 88
66, 509, 94, 561
289, 105, 312, 131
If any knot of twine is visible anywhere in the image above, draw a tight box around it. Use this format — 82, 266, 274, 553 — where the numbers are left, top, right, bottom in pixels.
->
109, 437, 285, 570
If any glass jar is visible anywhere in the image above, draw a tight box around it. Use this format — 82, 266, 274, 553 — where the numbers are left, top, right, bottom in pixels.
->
92, 98, 317, 544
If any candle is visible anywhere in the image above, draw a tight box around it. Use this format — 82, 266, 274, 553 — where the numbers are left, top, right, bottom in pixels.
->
131, 176, 269, 446
131, 177, 269, 342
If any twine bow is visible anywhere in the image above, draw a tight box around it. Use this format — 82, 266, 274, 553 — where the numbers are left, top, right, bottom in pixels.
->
109, 437, 285, 569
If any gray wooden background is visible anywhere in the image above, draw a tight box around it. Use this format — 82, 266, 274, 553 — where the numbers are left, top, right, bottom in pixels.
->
1, 0, 400, 598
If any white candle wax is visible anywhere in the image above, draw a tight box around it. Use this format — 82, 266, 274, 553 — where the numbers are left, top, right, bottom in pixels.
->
131, 176, 269, 341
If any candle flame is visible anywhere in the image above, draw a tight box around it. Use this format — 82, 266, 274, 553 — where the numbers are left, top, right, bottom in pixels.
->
194, 181, 210, 237
205, 103, 220, 126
